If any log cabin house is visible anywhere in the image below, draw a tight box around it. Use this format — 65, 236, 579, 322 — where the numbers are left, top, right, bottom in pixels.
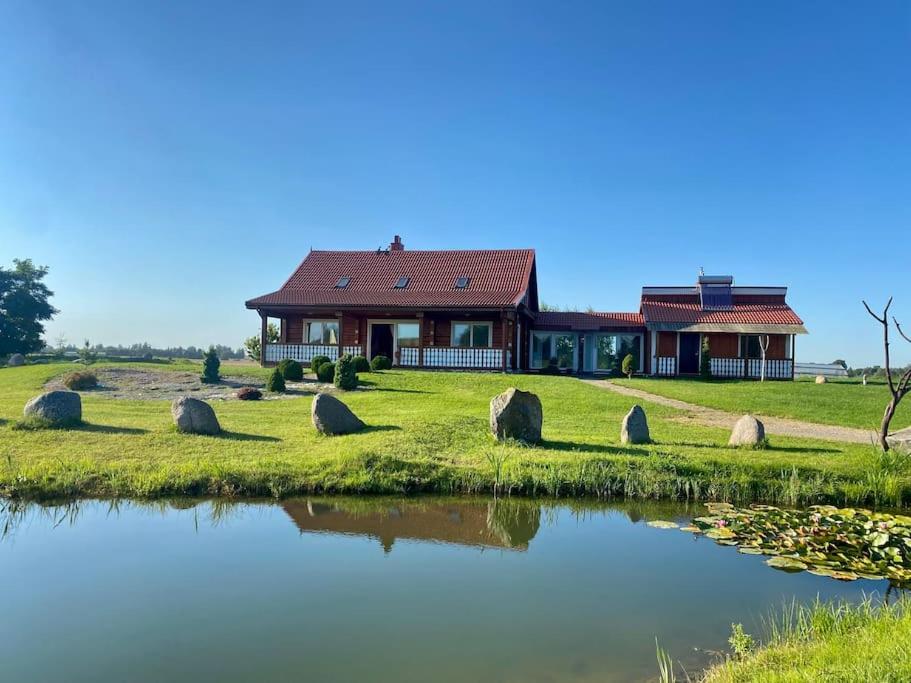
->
246, 236, 807, 378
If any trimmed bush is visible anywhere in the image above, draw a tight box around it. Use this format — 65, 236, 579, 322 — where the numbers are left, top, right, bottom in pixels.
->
334, 354, 358, 391
266, 368, 286, 393
235, 387, 263, 401
700, 336, 712, 380
310, 355, 331, 375
62, 371, 98, 390
278, 358, 303, 381
371, 355, 392, 371
352, 355, 371, 373
200, 346, 221, 384
317, 361, 336, 383
621, 353, 635, 379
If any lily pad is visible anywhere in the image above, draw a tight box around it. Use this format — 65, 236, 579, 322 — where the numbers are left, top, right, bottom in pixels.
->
766, 556, 808, 572
647, 520, 680, 529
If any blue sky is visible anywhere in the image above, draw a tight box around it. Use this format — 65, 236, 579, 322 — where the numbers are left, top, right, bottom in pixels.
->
1, 1, 908, 366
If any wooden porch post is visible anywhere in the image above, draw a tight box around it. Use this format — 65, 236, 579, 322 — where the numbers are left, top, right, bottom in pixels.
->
501, 311, 508, 373
417, 312, 425, 368
335, 312, 343, 359
260, 312, 268, 367
791, 334, 796, 380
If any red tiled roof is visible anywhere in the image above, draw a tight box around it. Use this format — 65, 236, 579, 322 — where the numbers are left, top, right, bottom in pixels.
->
247, 249, 536, 309
641, 301, 803, 326
534, 311, 644, 330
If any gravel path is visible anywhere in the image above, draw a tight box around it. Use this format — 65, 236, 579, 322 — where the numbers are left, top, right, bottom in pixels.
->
584, 379, 879, 445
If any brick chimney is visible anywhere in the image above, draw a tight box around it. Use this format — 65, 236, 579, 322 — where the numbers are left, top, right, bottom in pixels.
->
390, 235, 405, 251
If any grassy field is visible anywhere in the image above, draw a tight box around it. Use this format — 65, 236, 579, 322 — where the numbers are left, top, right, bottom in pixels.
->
700, 598, 911, 682
613, 376, 911, 432
0, 361, 909, 503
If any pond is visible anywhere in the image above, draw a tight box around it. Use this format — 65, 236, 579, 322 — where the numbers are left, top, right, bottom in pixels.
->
0, 497, 892, 682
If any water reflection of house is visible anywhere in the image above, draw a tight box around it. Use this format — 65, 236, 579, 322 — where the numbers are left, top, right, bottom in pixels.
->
282, 499, 540, 553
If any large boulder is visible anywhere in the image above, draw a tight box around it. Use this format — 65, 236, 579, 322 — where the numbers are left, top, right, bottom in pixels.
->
729, 414, 766, 447
171, 396, 221, 435
620, 404, 650, 444
489, 388, 542, 444
311, 393, 365, 435
888, 427, 911, 453
7, 353, 25, 367
23, 390, 82, 426
815, 375, 827, 384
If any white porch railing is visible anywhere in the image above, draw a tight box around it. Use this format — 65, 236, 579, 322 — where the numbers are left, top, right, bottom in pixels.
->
399, 346, 509, 369
264, 344, 363, 364
655, 357, 676, 376
710, 357, 793, 379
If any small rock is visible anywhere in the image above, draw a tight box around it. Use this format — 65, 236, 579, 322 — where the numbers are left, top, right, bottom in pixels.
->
815, 375, 827, 384
171, 396, 221, 435
620, 404, 650, 444
311, 393, 365, 435
23, 390, 82, 426
489, 388, 542, 444
7, 353, 25, 367
729, 414, 766, 447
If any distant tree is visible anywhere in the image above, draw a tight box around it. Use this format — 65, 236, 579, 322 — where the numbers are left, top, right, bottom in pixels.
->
77, 339, 98, 365
200, 346, 221, 383
832, 359, 848, 370
621, 353, 635, 379
0, 259, 58, 357
244, 323, 280, 362
700, 337, 712, 380
863, 298, 911, 451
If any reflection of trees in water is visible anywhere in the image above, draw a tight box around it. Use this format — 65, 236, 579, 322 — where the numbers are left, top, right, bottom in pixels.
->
486, 499, 541, 548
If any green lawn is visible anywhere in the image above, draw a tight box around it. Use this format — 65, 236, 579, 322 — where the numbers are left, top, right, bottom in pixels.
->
0, 362, 907, 503
612, 376, 910, 432
701, 598, 911, 682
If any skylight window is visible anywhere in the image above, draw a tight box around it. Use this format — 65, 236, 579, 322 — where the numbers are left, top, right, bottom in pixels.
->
335, 276, 350, 289
393, 276, 410, 289
455, 276, 470, 289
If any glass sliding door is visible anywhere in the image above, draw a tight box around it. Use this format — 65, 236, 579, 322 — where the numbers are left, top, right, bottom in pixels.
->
531, 333, 553, 369
595, 334, 616, 371
531, 332, 576, 370
591, 333, 642, 374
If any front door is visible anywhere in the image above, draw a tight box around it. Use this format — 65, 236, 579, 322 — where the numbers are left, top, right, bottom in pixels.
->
370, 324, 394, 360
679, 333, 700, 374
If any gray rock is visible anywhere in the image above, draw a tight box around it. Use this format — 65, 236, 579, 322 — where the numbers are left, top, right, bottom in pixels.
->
888, 427, 911, 452
489, 388, 542, 444
23, 390, 82, 426
7, 353, 25, 367
311, 393, 365, 435
815, 375, 827, 384
729, 414, 766, 447
620, 404, 650, 444
171, 396, 221, 435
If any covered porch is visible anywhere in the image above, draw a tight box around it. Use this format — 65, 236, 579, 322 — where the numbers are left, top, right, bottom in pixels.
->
256, 307, 522, 372
650, 328, 803, 380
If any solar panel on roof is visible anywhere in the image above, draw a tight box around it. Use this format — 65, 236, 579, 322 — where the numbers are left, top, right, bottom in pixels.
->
700, 284, 733, 310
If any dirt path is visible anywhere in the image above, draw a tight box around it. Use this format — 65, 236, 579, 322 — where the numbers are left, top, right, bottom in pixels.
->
583, 379, 878, 445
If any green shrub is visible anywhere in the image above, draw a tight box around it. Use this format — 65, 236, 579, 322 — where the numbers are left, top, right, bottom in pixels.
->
371, 355, 392, 371
265, 368, 286, 392
62, 371, 98, 390
541, 358, 561, 375
621, 353, 635, 379
310, 355, 331, 375
317, 361, 336, 383
352, 355, 371, 373
334, 354, 358, 390
200, 346, 221, 384
235, 387, 262, 401
700, 336, 712, 380
278, 358, 303, 381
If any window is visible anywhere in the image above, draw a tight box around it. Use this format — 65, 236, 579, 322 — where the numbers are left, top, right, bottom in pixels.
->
531, 332, 576, 369
335, 276, 350, 289
393, 276, 410, 289
595, 335, 616, 371
617, 334, 642, 373
740, 335, 762, 359
451, 322, 492, 348
396, 323, 420, 348
593, 333, 641, 373
454, 276, 470, 289
306, 321, 339, 345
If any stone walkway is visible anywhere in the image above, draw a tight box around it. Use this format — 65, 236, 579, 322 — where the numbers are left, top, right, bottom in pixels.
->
583, 379, 879, 445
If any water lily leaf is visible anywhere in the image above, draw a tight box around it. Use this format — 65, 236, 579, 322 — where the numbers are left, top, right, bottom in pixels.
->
765, 556, 808, 571
679, 526, 701, 533
869, 532, 890, 547
706, 527, 736, 540
738, 547, 764, 555
647, 520, 680, 529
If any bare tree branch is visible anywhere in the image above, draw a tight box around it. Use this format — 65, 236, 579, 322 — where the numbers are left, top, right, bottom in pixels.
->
863, 297, 892, 324
895, 318, 911, 345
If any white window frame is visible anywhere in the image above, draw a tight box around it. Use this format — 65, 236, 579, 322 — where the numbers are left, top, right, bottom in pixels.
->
450, 321, 493, 348
304, 319, 340, 345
